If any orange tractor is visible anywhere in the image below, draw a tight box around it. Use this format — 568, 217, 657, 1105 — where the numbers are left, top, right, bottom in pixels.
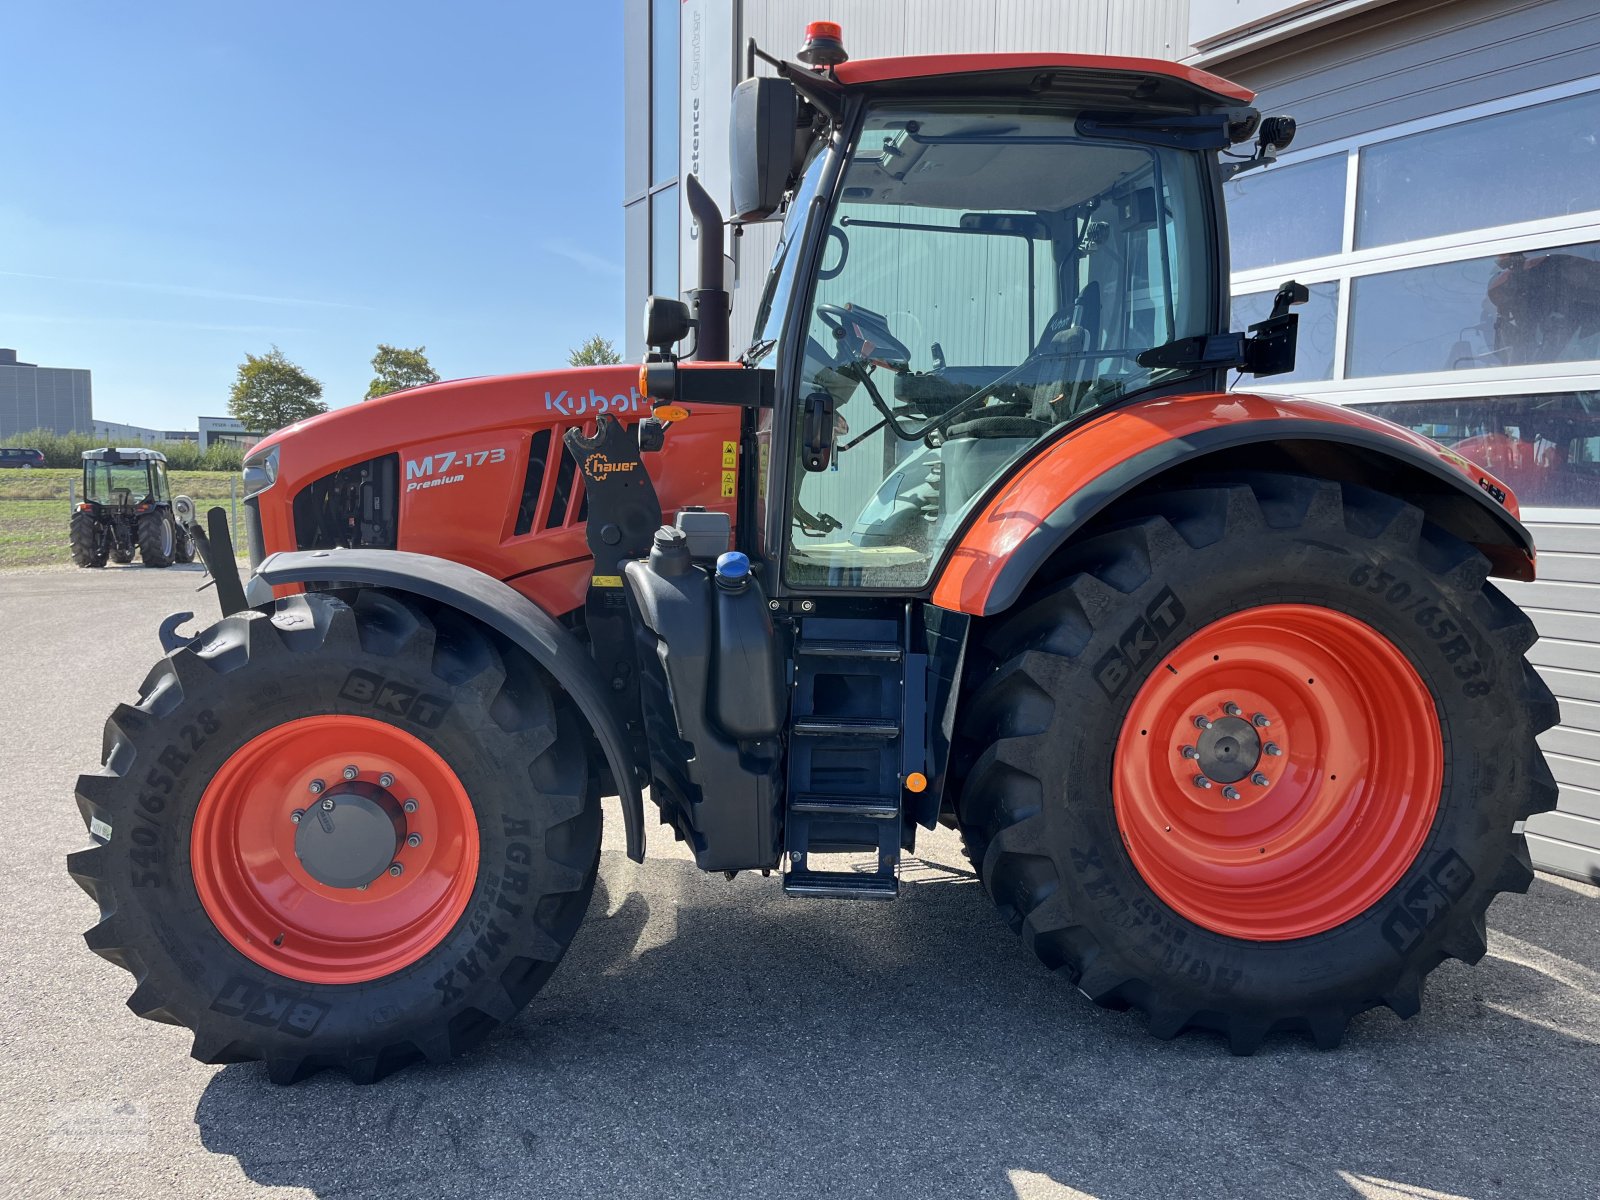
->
71, 25, 1555, 1082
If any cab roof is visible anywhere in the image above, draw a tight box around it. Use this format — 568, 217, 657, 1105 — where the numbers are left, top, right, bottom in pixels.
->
83, 447, 166, 463
832, 53, 1254, 108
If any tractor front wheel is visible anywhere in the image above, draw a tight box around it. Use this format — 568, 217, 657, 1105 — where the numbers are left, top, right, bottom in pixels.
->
137, 511, 175, 567
68, 589, 601, 1083
69, 510, 108, 568
955, 472, 1558, 1052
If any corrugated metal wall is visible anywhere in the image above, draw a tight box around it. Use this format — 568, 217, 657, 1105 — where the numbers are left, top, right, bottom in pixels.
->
1208, 0, 1600, 151
729, 0, 1189, 347
1209, 0, 1600, 882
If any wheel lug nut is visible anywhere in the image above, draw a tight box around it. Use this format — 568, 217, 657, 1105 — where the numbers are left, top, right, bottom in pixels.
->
1193, 775, 1212, 790
1180, 745, 1198, 760
1222, 786, 1241, 801
1193, 716, 1212, 730
342, 765, 360, 781
1223, 702, 1241, 717
403, 798, 418, 814
388, 862, 403, 877
1253, 713, 1271, 728
378, 772, 395, 789
320, 797, 335, 812
1251, 772, 1270, 787
290, 809, 304, 824
308, 779, 326, 795
1264, 743, 1283, 756
407, 833, 422, 848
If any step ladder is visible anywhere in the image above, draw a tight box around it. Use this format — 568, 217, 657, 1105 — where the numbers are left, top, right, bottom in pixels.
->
782, 616, 917, 900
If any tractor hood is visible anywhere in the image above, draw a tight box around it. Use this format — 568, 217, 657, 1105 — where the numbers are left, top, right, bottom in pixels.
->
243, 365, 739, 617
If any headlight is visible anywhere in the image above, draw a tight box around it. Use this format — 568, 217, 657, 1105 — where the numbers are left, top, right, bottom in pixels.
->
242, 445, 280, 498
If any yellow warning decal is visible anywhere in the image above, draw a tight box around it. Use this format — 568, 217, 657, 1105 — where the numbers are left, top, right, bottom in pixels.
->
591, 575, 623, 588
722, 440, 738, 468
721, 470, 737, 498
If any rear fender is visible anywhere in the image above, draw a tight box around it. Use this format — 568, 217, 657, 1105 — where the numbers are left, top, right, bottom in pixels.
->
256, 548, 646, 861
933, 392, 1536, 617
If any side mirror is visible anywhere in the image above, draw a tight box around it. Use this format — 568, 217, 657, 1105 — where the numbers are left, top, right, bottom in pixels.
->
643, 296, 695, 358
730, 77, 802, 222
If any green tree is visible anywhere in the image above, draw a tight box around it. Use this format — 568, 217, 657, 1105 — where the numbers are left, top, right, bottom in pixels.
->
365, 343, 441, 400
568, 335, 622, 366
228, 347, 326, 433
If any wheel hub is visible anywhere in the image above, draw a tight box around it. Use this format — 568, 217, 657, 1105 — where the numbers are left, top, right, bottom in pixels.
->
1195, 715, 1261, 784
293, 781, 405, 889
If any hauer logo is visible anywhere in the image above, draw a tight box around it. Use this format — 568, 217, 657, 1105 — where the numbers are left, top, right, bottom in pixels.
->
542, 387, 649, 417
583, 453, 635, 481
1092, 587, 1187, 698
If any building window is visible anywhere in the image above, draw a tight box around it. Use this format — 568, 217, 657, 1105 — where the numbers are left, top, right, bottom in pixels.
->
1348, 393, 1600, 508
1225, 153, 1346, 271
1347, 238, 1600, 378
651, 185, 679, 297
1232, 281, 1340, 382
1356, 88, 1600, 250
650, 0, 678, 186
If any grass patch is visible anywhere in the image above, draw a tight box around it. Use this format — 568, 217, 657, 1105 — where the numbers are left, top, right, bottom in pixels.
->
0, 470, 242, 570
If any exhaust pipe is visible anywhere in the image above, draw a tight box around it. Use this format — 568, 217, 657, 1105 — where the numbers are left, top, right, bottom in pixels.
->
685, 174, 730, 362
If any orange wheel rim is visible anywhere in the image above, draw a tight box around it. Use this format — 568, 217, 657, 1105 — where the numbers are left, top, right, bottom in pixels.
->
1112, 604, 1442, 941
192, 715, 479, 984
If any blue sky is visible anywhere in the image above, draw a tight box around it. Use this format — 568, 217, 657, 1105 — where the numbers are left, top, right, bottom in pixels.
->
1, 2, 625, 430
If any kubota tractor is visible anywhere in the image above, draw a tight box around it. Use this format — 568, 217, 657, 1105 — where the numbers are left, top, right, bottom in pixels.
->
70, 26, 1557, 1083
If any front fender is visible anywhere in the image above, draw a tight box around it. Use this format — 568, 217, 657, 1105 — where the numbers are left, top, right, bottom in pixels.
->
932, 392, 1535, 617
256, 548, 646, 862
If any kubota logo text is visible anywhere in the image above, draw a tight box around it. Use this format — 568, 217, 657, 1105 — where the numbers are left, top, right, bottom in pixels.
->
543, 387, 649, 417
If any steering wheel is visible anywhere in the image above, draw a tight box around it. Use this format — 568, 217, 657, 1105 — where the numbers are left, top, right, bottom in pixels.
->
816, 303, 914, 369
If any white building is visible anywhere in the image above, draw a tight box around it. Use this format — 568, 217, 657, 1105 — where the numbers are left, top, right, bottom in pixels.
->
621, 0, 1600, 880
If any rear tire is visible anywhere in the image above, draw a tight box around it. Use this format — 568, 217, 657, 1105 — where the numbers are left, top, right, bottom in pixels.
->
70, 511, 108, 568
68, 589, 602, 1083
953, 472, 1558, 1052
137, 511, 175, 567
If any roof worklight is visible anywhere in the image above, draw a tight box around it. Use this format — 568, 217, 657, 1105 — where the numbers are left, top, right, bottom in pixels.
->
798, 21, 847, 69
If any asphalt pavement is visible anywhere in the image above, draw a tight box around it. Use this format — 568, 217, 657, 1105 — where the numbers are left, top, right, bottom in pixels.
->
1, 565, 1596, 1200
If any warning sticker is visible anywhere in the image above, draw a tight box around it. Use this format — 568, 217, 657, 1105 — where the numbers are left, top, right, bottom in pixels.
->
591, 575, 623, 588
721, 440, 738, 468
721, 470, 737, 498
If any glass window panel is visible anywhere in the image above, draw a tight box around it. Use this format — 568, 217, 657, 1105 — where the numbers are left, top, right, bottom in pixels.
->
1347, 239, 1600, 378
1357, 89, 1600, 249
1224, 154, 1346, 271
1231, 281, 1340, 383
784, 102, 1216, 590
650, 0, 678, 186
650, 186, 679, 297
1350, 392, 1600, 508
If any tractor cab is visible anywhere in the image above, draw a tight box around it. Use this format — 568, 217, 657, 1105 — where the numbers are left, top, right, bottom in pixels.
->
82, 447, 169, 512
635, 36, 1302, 597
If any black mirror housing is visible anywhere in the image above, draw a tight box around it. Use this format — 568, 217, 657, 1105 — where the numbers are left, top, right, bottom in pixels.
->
730, 77, 801, 222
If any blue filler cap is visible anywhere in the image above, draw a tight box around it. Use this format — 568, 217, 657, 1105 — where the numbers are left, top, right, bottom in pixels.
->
716, 551, 750, 580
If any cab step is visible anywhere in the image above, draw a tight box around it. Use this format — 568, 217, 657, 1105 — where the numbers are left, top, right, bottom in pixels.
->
790, 794, 899, 820
782, 870, 899, 901
791, 716, 901, 739
795, 639, 903, 661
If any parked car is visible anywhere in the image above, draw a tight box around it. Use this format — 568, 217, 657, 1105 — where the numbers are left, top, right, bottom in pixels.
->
0, 447, 44, 469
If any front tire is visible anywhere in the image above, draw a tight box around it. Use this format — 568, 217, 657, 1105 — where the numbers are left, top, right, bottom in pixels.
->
68, 590, 602, 1083
954, 473, 1558, 1052
138, 511, 175, 567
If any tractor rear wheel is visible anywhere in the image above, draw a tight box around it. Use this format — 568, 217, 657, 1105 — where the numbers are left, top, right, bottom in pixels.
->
68, 589, 601, 1083
137, 511, 175, 567
69, 510, 108, 568
954, 472, 1558, 1052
